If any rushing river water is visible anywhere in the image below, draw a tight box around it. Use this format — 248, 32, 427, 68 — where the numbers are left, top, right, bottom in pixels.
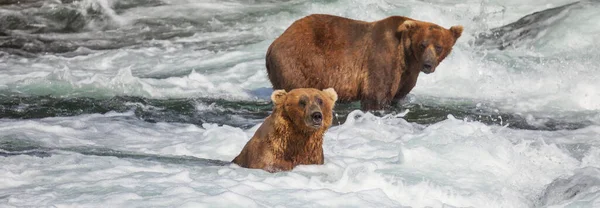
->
1, 0, 600, 207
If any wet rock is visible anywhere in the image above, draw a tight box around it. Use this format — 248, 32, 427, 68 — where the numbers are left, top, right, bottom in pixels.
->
0, 13, 29, 30
473, 1, 581, 50
113, 0, 164, 10
33, 5, 87, 33
537, 167, 600, 207
52, 6, 86, 32
0, 0, 44, 6
0, 48, 37, 57
0, 0, 196, 56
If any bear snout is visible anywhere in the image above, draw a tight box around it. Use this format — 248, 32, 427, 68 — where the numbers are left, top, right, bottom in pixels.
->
422, 49, 438, 74
309, 111, 323, 128
422, 61, 435, 74
311, 112, 323, 124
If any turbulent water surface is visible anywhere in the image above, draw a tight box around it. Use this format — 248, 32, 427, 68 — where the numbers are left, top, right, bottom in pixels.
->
1, 0, 600, 207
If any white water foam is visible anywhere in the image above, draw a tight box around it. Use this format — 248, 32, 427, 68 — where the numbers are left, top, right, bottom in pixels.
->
1, 111, 599, 207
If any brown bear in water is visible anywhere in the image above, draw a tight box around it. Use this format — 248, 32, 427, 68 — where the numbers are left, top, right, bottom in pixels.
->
232, 88, 338, 173
266, 14, 463, 111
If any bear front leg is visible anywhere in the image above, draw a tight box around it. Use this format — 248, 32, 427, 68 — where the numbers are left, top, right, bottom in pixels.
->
360, 99, 391, 111
360, 92, 392, 111
391, 73, 418, 106
360, 67, 399, 111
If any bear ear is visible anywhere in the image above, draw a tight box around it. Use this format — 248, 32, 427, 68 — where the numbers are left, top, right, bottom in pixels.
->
322, 88, 338, 102
450, 25, 463, 40
271, 89, 287, 105
397, 20, 417, 33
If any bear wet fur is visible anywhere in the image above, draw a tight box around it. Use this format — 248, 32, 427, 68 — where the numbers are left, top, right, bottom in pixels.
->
232, 88, 338, 173
266, 14, 463, 111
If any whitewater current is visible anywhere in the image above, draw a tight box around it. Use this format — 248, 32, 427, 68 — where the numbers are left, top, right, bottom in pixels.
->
1, 0, 600, 207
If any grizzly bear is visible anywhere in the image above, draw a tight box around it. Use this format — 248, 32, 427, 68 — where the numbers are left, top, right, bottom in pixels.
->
266, 14, 463, 111
232, 88, 338, 173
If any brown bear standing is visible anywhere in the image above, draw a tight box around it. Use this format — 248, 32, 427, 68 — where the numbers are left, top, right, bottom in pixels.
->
266, 14, 463, 111
232, 88, 338, 173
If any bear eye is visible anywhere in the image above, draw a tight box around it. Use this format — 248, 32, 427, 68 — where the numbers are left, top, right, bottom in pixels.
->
315, 97, 323, 106
420, 41, 427, 49
299, 99, 306, 107
435, 45, 443, 54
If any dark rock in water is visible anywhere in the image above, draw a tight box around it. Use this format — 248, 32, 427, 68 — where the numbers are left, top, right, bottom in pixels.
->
0, 13, 29, 30
0, 0, 196, 56
0, 149, 52, 158
44, 6, 87, 33
536, 167, 600, 207
0, 139, 230, 166
473, 1, 586, 50
0, 48, 38, 57
113, 0, 165, 11
0, 139, 52, 158
0, 34, 80, 53
0, 26, 196, 54
0, 36, 45, 53
63, 146, 232, 166
0, 0, 44, 6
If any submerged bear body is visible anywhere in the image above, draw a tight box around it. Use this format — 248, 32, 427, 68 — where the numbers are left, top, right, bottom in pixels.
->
232, 88, 338, 173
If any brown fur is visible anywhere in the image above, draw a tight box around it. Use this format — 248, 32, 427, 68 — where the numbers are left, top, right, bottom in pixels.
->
232, 88, 338, 173
266, 14, 463, 111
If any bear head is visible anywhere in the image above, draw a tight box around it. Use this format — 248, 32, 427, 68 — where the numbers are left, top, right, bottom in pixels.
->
397, 20, 463, 74
271, 88, 338, 132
